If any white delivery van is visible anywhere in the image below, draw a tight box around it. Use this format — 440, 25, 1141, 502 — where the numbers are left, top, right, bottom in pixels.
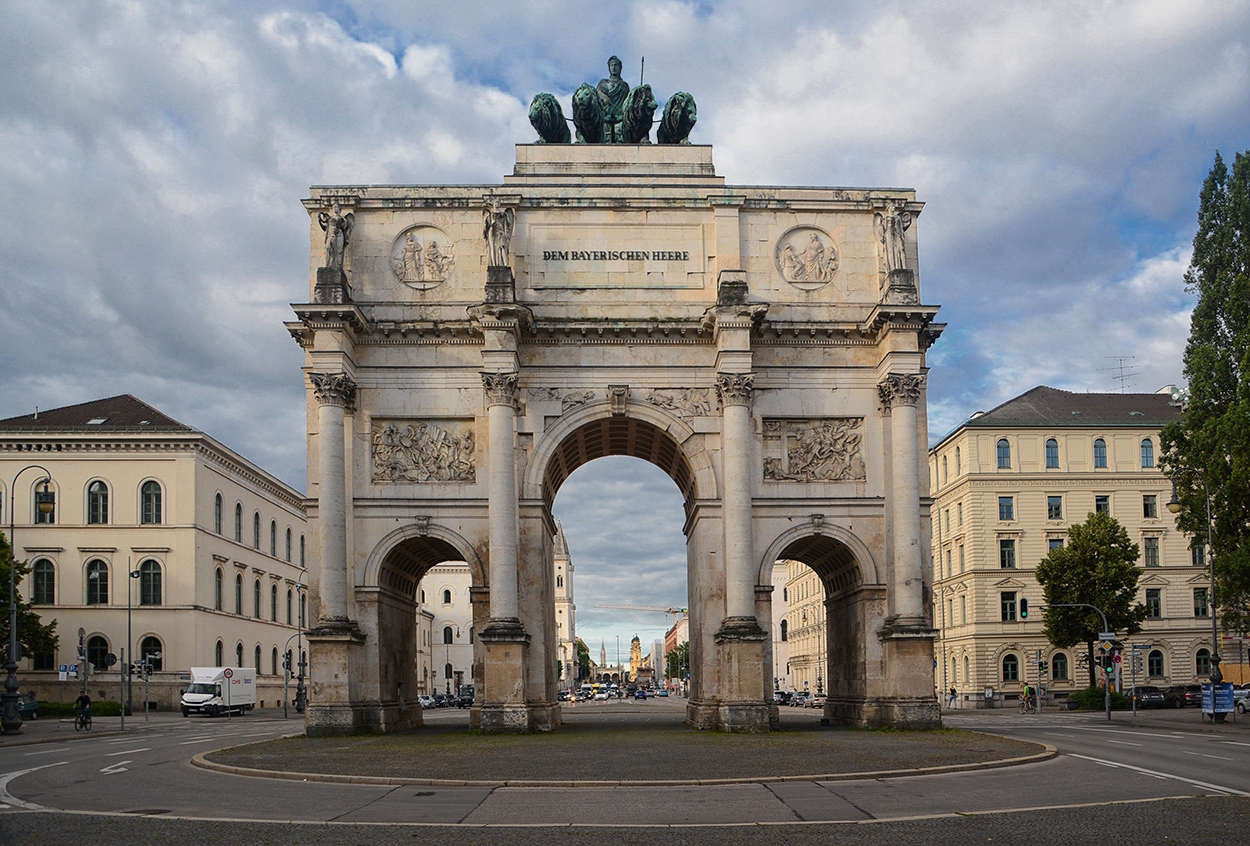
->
181, 667, 257, 717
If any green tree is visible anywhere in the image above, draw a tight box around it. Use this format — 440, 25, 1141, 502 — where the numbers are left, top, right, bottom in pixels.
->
1160, 149, 1250, 641
665, 641, 689, 681
1034, 512, 1146, 686
0, 532, 59, 662
574, 638, 590, 682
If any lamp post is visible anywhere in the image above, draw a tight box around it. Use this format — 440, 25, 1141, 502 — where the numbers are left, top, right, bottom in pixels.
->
1168, 484, 1221, 684
4, 465, 55, 735
294, 580, 306, 713
125, 562, 140, 727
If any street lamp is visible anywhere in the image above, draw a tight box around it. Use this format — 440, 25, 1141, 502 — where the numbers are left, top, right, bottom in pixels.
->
3, 466, 55, 734
124, 562, 141, 728
294, 580, 306, 713
1168, 484, 1221, 683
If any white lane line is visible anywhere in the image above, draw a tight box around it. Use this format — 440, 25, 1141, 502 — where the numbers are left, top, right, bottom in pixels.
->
100, 761, 130, 775
106, 748, 150, 756
1069, 753, 1248, 796
1105, 740, 1143, 747
23, 747, 69, 756
1223, 741, 1250, 748
1183, 750, 1234, 761
0, 762, 66, 810
1069, 727, 1180, 740
178, 738, 219, 745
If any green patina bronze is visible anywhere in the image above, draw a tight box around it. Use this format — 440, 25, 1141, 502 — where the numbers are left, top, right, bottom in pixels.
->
527, 57, 697, 145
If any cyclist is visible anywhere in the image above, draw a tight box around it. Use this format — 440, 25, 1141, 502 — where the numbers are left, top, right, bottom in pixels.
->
1021, 682, 1034, 713
74, 691, 92, 721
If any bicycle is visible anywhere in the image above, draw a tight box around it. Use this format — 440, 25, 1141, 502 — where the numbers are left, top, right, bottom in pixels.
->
74, 709, 92, 731
1018, 695, 1036, 714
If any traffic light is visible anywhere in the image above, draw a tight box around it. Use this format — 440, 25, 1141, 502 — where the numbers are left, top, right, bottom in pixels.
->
1019, 598, 1029, 619
1038, 660, 1048, 676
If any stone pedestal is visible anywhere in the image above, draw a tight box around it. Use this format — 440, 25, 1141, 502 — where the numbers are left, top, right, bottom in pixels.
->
315, 267, 351, 304
478, 620, 534, 733
709, 621, 771, 732
304, 623, 368, 736
875, 624, 941, 728
485, 266, 516, 303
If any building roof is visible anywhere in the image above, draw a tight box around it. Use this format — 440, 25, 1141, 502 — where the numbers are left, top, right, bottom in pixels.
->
0, 395, 197, 433
934, 386, 1181, 449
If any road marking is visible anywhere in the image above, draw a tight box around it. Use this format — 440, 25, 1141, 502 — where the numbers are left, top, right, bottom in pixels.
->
178, 738, 219, 745
1069, 753, 1248, 796
1070, 727, 1178, 740
1222, 741, 1250, 748
106, 748, 150, 756
0, 762, 66, 810
23, 747, 69, 756
1105, 740, 1143, 747
100, 761, 130, 775
1183, 750, 1234, 762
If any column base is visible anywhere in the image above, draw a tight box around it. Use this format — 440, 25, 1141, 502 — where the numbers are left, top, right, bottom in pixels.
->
304, 622, 367, 736
685, 698, 772, 732
826, 696, 942, 729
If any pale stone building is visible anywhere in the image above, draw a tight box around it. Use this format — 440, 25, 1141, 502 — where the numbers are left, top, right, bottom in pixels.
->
929, 386, 1219, 706
0, 395, 307, 711
769, 561, 789, 692
552, 524, 577, 687
416, 562, 474, 697
784, 560, 827, 695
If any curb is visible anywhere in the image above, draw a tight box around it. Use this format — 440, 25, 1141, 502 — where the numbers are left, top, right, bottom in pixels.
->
191, 740, 1057, 788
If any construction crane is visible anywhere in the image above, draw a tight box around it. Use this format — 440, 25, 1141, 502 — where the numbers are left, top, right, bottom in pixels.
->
594, 604, 688, 629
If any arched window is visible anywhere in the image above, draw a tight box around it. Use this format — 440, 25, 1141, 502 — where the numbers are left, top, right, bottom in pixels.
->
1148, 650, 1164, 677
442, 589, 452, 604
1002, 653, 1019, 682
285, 528, 292, 562
443, 626, 454, 644
1141, 438, 1155, 468
963, 655, 970, 682
215, 568, 223, 611
253, 579, 261, 618
941, 455, 948, 485
87, 480, 109, 524
86, 559, 109, 604
139, 559, 162, 606
235, 573, 243, 614
951, 657, 958, 684
1094, 438, 1107, 468
87, 635, 109, 671
779, 619, 788, 641
215, 640, 224, 666
556, 575, 563, 588
140, 636, 163, 670
996, 439, 1011, 469
1051, 652, 1068, 680
234, 503, 243, 542
272, 647, 279, 676
299, 535, 305, 567
444, 663, 453, 680
140, 480, 162, 524
236, 642, 244, 667
253, 512, 260, 549
33, 559, 54, 605
300, 594, 306, 628
270, 520, 277, 556
270, 584, 278, 621
254, 644, 262, 671
286, 589, 293, 625
1045, 438, 1059, 469
468, 627, 474, 644
955, 446, 961, 474
215, 493, 223, 534
1197, 648, 1211, 676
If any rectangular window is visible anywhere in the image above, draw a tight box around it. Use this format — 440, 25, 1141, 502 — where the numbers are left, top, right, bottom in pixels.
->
998, 496, 1014, 521
1144, 537, 1160, 567
1146, 588, 1161, 618
1048, 538, 1064, 551
1192, 544, 1206, 568
944, 509, 950, 534
1047, 495, 1063, 520
958, 545, 965, 573
1095, 495, 1110, 515
957, 502, 963, 526
960, 595, 967, 624
1194, 588, 1210, 618
1143, 495, 1158, 519
1000, 538, 1016, 569
1001, 591, 1018, 622
945, 549, 952, 578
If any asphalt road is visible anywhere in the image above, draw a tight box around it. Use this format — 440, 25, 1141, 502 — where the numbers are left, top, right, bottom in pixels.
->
0, 702, 1247, 844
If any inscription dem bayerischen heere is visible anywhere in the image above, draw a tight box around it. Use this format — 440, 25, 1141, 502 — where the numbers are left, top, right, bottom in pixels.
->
543, 249, 690, 261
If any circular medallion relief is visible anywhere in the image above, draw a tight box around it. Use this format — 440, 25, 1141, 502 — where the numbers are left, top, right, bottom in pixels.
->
775, 226, 839, 290
390, 225, 455, 290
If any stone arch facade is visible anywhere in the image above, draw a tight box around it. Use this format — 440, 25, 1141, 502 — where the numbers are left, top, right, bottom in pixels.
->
291, 144, 943, 734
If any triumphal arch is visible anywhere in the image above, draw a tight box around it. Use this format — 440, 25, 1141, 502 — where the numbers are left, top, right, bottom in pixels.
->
288, 70, 943, 735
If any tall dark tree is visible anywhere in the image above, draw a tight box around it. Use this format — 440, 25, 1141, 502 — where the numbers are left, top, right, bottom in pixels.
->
1035, 512, 1147, 686
1160, 150, 1250, 640
0, 532, 59, 662
575, 638, 590, 682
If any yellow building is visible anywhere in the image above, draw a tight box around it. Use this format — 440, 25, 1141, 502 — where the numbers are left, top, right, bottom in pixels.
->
783, 559, 826, 695
929, 386, 1222, 706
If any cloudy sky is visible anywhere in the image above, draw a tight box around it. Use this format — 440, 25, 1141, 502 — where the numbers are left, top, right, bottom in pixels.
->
3, 1, 1248, 651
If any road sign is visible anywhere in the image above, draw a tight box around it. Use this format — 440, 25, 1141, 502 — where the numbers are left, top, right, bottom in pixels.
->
1100, 641, 1114, 652
1113, 653, 1122, 664
1098, 632, 1116, 641
223, 667, 234, 679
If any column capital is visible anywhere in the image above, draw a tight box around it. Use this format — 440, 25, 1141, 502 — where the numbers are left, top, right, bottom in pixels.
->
877, 373, 925, 409
715, 372, 755, 407
309, 372, 358, 409
481, 371, 519, 407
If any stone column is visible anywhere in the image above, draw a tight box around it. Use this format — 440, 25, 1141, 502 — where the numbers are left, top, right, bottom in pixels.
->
716, 372, 760, 630
878, 373, 925, 625
309, 371, 356, 625
481, 371, 520, 626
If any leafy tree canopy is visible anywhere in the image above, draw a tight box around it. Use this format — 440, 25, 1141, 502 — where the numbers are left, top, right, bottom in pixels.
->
0, 532, 59, 661
1035, 512, 1146, 685
1160, 149, 1250, 637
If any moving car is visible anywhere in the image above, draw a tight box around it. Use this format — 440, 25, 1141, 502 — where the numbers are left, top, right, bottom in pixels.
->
635, 689, 647, 699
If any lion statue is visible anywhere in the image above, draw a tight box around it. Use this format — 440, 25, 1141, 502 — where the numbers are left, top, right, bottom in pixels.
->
572, 83, 606, 144
528, 93, 571, 144
620, 84, 658, 144
657, 91, 698, 145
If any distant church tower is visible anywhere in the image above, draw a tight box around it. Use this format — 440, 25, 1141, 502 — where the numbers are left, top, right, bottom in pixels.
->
629, 634, 642, 681
553, 523, 577, 683
600, 641, 607, 671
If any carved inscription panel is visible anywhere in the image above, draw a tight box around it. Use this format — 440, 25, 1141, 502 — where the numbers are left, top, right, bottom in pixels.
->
372, 419, 476, 483
762, 418, 866, 482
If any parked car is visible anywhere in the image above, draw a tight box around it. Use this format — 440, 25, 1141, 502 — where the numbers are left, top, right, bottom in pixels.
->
773, 690, 790, 705
417, 695, 436, 710
1235, 685, 1250, 714
17, 692, 38, 720
790, 692, 809, 707
1163, 684, 1203, 708
804, 695, 827, 709
1131, 686, 1165, 708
